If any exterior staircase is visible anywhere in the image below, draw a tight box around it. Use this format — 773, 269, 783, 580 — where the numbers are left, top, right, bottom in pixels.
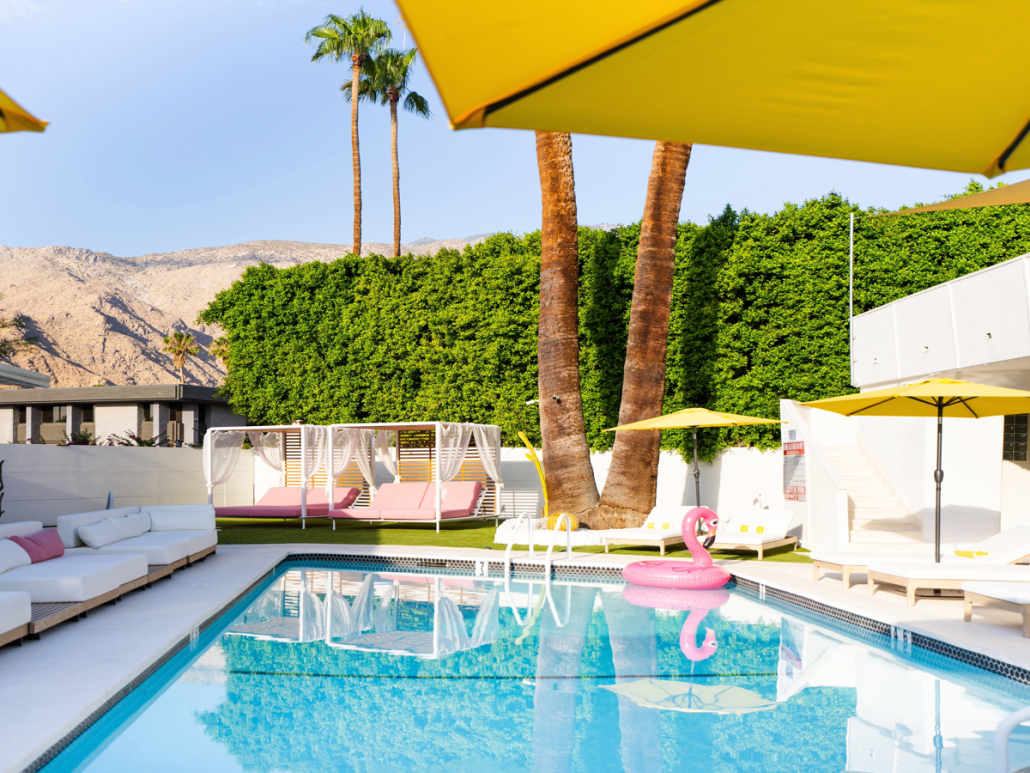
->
823, 446, 927, 548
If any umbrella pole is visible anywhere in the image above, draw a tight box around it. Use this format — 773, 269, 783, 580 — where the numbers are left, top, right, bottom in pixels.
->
692, 428, 701, 507
934, 403, 944, 563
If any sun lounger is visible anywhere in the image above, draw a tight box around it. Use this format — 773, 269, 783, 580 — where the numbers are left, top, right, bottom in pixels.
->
0, 521, 148, 635
603, 507, 687, 556
812, 525, 1030, 589
215, 486, 361, 519
329, 481, 485, 525
962, 581, 1030, 637
0, 591, 31, 648
866, 562, 1030, 606
707, 510, 798, 560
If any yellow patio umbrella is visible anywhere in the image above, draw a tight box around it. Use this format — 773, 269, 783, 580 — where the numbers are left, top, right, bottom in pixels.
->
878, 177, 1030, 216
802, 379, 1030, 562
602, 679, 780, 715
0, 88, 47, 134
397, 0, 1030, 176
607, 407, 780, 507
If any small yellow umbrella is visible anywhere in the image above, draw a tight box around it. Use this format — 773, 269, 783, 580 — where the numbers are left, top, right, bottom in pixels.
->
602, 679, 780, 715
802, 379, 1030, 561
0, 88, 47, 134
607, 407, 780, 507
878, 177, 1030, 216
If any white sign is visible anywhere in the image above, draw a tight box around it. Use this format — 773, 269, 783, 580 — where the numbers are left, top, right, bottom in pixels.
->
783, 441, 806, 501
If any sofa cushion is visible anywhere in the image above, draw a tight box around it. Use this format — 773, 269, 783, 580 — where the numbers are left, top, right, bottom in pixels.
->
9, 530, 65, 563
78, 519, 123, 549
73, 531, 190, 566
0, 540, 31, 575
0, 558, 122, 603
57, 553, 148, 586
371, 482, 430, 511
145, 504, 216, 532
57, 507, 141, 548
0, 590, 31, 635
178, 529, 218, 555
422, 481, 483, 516
0, 521, 44, 540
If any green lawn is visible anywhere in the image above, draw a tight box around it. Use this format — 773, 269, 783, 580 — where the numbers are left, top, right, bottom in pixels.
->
216, 518, 811, 563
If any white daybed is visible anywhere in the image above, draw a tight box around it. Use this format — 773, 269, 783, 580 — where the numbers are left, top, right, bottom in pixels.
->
962, 581, 1030, 638
0, 591, 31, 648
707, 509, 798, 560
602, 507, 686, 556
57, 504, 217, 581
812, 525, 1030, 589
0, 521, 148, 635
867, 562, 1030, 606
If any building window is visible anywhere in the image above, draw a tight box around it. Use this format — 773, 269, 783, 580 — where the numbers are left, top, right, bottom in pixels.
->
17, 406, 25, 424
82, 405, 94, 423
143, 403, 153, 422
1003, 414, 1028, 461
53, 406, 67, 423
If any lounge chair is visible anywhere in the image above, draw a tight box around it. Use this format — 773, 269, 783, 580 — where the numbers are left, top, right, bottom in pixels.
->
811, 525, 1030, 589
0, 591, 30, 648
962, 581, 1030, 637
216, 486, 361, 520
707, 510, 798, 560
602, 507, 687, 556
866, 562, 1030, 606
58, 504, 218, 581
0, 521, 148, 635
329, 481, 485, 526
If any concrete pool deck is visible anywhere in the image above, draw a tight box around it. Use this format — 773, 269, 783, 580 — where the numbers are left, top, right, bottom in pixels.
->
2, 543, 1028, 773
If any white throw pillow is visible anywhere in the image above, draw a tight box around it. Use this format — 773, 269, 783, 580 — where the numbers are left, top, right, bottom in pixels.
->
0, 539, 32, 574
109, 515, 146, 541
77, 519, 122, 549
130, 512, 152, 533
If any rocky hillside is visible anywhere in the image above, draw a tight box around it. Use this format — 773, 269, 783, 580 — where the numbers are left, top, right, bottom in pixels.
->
0, 236, 488, 388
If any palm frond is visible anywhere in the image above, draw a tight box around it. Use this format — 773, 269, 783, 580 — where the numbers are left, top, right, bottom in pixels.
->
403, 91, 431, 118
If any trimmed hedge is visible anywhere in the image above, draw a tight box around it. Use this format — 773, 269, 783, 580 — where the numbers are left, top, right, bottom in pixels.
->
200, 183, 1030, 462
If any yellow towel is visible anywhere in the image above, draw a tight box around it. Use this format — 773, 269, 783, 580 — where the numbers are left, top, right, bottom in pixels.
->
739, 525, 749, 533
954, 549, 989, 558
646, 522, 672, 530
756, 526, 765, 534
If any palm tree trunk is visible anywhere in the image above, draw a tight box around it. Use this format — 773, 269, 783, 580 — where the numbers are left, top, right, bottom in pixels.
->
391, 98, 401, 257
535, 131, 599, 517
595, 141, 692, 528
350, 57, 363, 255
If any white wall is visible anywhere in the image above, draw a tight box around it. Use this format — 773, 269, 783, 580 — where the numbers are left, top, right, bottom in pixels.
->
0, 445, 254, 526
0, 407, 15, 444
94, 403, 142, 444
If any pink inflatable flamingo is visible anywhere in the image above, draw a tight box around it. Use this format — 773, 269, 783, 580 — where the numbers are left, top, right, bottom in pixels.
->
622, 507, 731, 590
622, 585, 730, 662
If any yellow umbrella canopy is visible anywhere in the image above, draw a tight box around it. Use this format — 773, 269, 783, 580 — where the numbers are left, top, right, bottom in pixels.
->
397, 0, 1030, 176
602, 679, 780, 715
607, 407, 780, 507
0, 88, 47, 134
802, 379, 1030, 561
878, 178, 1030, 216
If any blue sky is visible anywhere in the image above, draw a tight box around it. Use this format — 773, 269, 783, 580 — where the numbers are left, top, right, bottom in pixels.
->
3, 0, 1028, 257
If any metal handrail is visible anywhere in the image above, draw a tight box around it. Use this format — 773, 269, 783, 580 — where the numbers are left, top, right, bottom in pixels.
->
544, 513, 572, 575
995, 705, 1030, 772
504, 512, 535, 577
544, 581, 571, 628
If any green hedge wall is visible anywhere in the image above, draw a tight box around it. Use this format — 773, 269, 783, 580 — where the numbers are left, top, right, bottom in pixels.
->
200, 183, 1030, 462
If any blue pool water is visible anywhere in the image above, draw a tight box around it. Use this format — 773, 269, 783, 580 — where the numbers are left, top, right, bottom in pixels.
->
41, 562, 1030, 772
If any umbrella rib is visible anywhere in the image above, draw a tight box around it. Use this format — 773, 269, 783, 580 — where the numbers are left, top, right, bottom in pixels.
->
484, 0, 725, 118
999, 114, 1030, 173
845, 396, 896, 416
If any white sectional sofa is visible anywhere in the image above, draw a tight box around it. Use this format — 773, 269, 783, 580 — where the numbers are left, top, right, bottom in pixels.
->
0, 521, 149, 636
0, 591, 31, 647
57, 504, 217, 580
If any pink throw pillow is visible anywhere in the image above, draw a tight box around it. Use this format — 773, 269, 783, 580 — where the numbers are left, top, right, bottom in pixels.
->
10, 530, 65, 563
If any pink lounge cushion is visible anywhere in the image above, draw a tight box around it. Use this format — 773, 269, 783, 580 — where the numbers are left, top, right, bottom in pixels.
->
380, 509, 475, 521
330, 508, 381, 520
307, 487, 362, 510
10, 530, 66, 563
215, 506, 256, 518
369, 482, 431, 511
421, 481, 483, 516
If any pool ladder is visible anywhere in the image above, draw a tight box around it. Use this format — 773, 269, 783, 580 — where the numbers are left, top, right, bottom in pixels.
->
503, 513, 573, 578
995, 705, 1030, 772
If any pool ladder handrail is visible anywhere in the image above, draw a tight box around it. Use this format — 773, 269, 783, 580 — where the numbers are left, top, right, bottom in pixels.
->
503, 512, 535, 577
995, 704, 1030, 772
502, 576, 571, 628
543, 513, 573, 576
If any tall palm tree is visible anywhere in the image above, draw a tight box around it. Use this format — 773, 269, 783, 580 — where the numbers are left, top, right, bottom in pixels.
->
306, 11, 391, 255
162, 331, 199, 385
208, 336, 230, 368
535, 131, 599, 519
343, 48, 431, 257
596, 142, 693, 528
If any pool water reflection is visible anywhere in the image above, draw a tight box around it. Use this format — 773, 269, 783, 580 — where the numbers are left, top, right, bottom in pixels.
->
42, 565, 1030, 772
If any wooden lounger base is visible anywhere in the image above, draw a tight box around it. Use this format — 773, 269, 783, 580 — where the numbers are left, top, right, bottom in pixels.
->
604, 537, 685, 557
28, 587, 122, 635
964, 592, 1030, 637
709, 537, 798, 561
814, 560, 868, 589
0, 623, 29, 648
147, 557, 188, 584
868, 571, 967, 606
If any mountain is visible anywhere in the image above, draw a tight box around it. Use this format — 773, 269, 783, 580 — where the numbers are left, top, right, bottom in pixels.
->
0, 235, 488, 388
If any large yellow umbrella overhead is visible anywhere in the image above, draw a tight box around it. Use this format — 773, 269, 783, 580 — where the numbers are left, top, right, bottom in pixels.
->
601, 679, 780, 715
607, 407, 780, 506
0, 88, 47, 134
397, 0, 1030, 176
802, 379, 1030, 561
878, 177, 1030, 216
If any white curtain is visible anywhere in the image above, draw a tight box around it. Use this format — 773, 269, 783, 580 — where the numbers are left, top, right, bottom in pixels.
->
300, 425, 329, 484
470, 424, 504, 487
435, 595, 471, 657
470, 585, 500, 648
299, 585, 326, 643
247, 431, 284, 472
204, 430, 245, 497
373, 584, 396, 633
326, 573, 376, 642
438, 423, 472, 504
375, 430, 401, 483
326, 428, 357, 498
351, 429, 378, 495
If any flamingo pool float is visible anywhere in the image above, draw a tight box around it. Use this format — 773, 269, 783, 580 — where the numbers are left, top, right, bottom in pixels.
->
622, 585, 730, 662
622, 507, 731, 590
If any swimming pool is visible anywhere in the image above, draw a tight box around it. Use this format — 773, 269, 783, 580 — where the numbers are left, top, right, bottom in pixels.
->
38, 561, 1030, 772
